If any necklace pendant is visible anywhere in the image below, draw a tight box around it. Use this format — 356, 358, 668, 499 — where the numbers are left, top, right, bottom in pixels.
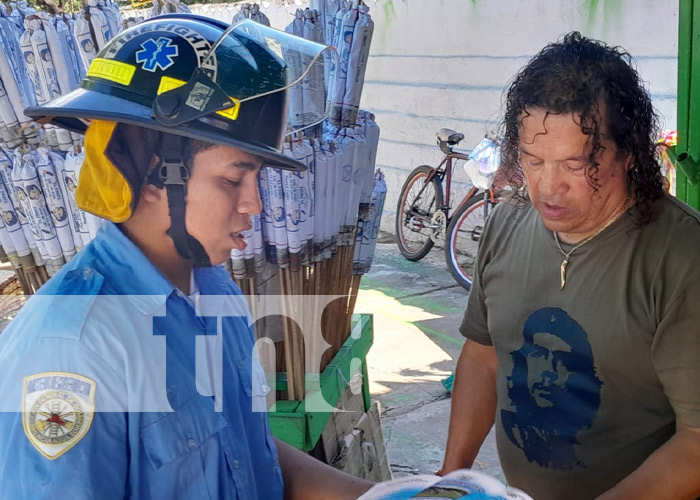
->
560, 258, 569, 290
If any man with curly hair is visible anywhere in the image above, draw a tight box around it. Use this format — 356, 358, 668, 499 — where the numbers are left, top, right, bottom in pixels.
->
440, 32, 700, 500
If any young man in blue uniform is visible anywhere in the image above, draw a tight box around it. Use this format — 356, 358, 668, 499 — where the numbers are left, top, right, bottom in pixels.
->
0, 15, 372, 499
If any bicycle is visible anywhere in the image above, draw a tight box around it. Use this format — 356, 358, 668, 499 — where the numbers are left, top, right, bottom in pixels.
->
395, 129, 505, 291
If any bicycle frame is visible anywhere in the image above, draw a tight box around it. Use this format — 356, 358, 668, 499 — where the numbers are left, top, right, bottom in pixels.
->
420, 149, 504, 224
405, 143, 501, 232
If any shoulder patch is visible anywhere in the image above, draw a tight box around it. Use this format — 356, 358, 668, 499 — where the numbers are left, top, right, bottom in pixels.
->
22, 372, 96, 460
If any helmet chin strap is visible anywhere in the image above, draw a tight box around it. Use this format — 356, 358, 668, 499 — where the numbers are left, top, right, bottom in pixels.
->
151, 134, 212, 268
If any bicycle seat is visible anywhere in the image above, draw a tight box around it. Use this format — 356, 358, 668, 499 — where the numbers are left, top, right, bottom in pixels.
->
437, 128, 464, 145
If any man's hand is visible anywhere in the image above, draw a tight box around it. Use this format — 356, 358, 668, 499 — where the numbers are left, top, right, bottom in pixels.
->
595, 425, 700, 500
275, 437, 373, 500
440, 339, 498, 474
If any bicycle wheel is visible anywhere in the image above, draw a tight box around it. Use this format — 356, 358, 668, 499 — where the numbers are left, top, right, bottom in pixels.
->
445, 192, 499, 290
395, 165, 444, 261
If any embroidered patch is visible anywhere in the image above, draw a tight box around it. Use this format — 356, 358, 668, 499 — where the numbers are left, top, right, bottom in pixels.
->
135, 37, 179, 72
23, 372, 96, 460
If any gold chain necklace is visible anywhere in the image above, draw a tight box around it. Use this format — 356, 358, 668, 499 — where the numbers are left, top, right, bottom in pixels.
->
553, 196, 629, 290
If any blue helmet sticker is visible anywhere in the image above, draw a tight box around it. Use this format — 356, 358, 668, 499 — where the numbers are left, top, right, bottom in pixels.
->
135, 37, 179, 72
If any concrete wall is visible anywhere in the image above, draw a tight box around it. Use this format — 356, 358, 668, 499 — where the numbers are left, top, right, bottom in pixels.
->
133, 0, 679, 235
361, 0, 678, 234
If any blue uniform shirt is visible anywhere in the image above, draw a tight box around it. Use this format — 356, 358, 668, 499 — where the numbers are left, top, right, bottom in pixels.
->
0, 221, 284, 499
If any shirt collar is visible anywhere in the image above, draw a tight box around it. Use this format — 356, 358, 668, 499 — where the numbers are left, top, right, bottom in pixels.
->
91, 221, 177, 315
91, 222, 236, 316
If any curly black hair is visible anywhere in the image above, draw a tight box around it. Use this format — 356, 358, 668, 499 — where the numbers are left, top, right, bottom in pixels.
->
500, 31, 665, 225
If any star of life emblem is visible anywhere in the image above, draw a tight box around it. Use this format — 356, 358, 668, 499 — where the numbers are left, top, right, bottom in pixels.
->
23, 372, 96, 460
135, 37, 179, 72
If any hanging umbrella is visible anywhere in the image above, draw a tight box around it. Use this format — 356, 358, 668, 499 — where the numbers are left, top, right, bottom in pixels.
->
331, 1, 350, 48
286, 139, 314, 264
0, 16, 35, 123
148, 0, 162, 18
0, 83, 21, 147
301, 9, 325, 134
230, 246, 248, 281
35, 147, 76, 261
57, 15, 84, 83
67, 147, 101, 240
354, 168, 386, 274
87, 0, 112, 50
311, 0, 344, 86
267, 166, 289, 267
23, 152, 64, 272
258, 166, 277, 264
61, 14, 86, 81
324, 133, 343, 256
12, 151, 52, 273
311, 140, 326, 261
64, 12, 87, 147
284, 9, 305, 130
300, 139, 315, 260
54, 149, 86, 251
0, 148, 37, 263
168, 0, 191, 15
20, 22, 48, 105
341, 4, 373, 127
40, 14, 73, 96
328, 5, 357, 125
98, 0, 121, 42
250, 213, 265, 275
250, 4, 270, 27
30, 18, 61, 100
282, 154, 303, 259
0, 192, 18, 259
52, 15, 82, 91
0, 159, 28, 260
109, 0, 124, 33
74, 10, 98, 70
232, 3, 252, 23
351, 113, 379, 224
339, 128, 363, 244
15, 2, 37, 19
324, 2, 348, 121
41, 15, 77, 151
363, 170, 386, 271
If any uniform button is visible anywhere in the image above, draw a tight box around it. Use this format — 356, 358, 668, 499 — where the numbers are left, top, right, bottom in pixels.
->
83, 268, 93, 279
232, 459, 239, 469
187, 438, 197, 450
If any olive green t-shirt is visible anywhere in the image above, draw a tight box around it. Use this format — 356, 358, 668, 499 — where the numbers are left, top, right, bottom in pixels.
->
460, 194, 700, 500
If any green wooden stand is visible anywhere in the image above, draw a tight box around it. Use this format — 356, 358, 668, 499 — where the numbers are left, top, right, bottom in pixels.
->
269, 314, 373, 451
674, 0, 700, 209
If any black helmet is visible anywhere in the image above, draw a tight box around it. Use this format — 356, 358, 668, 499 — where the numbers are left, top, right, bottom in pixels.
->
25, 14, 331, 171
25, 15, 333, 266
